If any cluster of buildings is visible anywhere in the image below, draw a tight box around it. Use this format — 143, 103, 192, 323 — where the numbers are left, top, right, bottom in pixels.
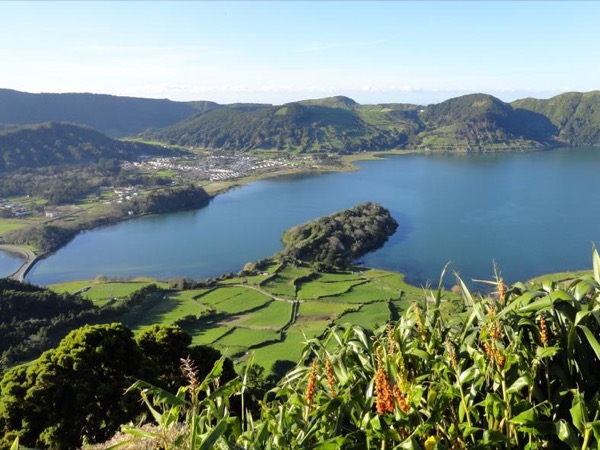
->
123, 154, 293, 182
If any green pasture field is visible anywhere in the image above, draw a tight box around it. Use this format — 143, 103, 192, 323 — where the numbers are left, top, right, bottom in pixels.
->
334, 301, 391, 329
189, 326, 232, 346
198, 287, 272, 314
248, 331, 308, 369
213, 327, 281, 352
43, 265, 440, 373
49, 278, 172, 306
0, 219, 32, 235
319, 281, 399, 303
260, 275, 298, 298
122, 291, 209, 332
297, 301, 358, 320
236, 301, 292, 329
296, 278, 365, 299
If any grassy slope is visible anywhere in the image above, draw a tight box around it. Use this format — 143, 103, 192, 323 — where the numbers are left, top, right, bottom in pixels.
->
48, 263, 449, 372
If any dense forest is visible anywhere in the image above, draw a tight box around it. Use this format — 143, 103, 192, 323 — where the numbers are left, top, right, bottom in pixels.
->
280, 202, 398, 269
0, 122, 180, 173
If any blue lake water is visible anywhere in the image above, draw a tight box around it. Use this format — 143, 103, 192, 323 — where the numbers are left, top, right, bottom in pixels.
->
21, 147, 600, 287
0, 251, 21, 277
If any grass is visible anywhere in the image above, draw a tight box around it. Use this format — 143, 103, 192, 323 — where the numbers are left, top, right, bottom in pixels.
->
41, 266, 439, 373
0, 219, 32, 234
297, 301, 358, 320
334, 301, 391, 329
213, 327, 280, 353
198, 287, 272, 314
49, 278, 172, 306
236, 301, 293, 329
189, 326, 232, 346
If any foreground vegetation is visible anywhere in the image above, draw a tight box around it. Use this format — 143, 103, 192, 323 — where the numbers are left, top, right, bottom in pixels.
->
93, 252, 600, 450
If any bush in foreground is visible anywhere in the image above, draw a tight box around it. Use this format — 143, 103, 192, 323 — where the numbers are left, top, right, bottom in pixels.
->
117, 252, 600, 449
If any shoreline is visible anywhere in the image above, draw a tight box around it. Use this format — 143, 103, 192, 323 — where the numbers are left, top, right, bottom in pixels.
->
0, 244, 39, 282
0, 145, 567, 284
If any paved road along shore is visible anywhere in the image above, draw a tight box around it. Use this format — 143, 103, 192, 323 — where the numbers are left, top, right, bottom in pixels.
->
0, 245, 39, 282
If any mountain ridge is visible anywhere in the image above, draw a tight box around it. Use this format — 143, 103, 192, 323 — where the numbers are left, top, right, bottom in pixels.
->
1, 88, 599, 153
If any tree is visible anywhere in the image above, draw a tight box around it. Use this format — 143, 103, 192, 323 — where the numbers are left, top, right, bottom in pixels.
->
0, 323, 144, 449
0, 323, 236, 450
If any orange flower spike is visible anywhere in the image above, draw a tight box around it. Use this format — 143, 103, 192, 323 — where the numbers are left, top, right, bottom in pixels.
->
305, 360, 318, 406
539, 314, 548, 346
497, 277, 507, 303
374, 363, 394, 414
325, 358, 337, 397
413, 304, 426, 339
445, 339, 458, 371
393, 384, 409, 413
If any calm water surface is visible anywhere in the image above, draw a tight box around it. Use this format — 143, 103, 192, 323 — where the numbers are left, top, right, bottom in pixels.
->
0, 251, 21, 277
25, 147, 600, 286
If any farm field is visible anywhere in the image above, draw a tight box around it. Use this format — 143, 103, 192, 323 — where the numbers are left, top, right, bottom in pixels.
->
49, 262, 446, 373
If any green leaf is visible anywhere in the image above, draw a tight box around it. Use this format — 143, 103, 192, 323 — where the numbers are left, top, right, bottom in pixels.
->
593, 247, 600, 284
569, 392, 589, 433
198, 418, 228, 450
578, 325, 600, 360
459, 366, 477, 384
556, 419, 581, 449
536, 345, 561, 359
119, 424, 162, 440
506, 375, 530, 394
9, 437, 18, 450
198, 356, 225, 392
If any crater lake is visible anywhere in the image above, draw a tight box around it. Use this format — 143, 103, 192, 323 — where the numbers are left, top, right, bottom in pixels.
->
23, 147, 600, 287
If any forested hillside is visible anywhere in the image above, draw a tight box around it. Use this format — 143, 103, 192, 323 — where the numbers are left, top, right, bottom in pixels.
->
0, 122, 180, 172
2, 89, 600, 154
0, 89, 209, 137
143, 92, 600, 153
280, 202, 398, 269
512, 91, 600, 145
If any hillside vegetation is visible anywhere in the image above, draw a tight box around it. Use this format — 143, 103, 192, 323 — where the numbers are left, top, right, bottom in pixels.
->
280, 201, 398, 269
2, 89, 600, 153
512, 91, 600, 145
0, 89, 208, 137
142, 92, 599, 153
0, 122, 180, 172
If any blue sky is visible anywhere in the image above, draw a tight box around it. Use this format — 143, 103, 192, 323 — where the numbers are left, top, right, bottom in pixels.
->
1, 1, 598, 105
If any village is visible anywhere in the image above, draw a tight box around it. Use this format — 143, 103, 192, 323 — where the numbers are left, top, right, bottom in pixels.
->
123, 153, 298, 182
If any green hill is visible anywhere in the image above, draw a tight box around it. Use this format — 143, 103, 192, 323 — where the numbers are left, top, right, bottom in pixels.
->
144, 98, 420, 153
0, 122, 180, 172
143, 93, 581, 153
512, 91, 600, 145
414, 93, 557, 150
0, 89, 210, 137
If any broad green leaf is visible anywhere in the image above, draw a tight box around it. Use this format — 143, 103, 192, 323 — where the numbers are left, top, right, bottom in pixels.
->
536, 345, 561, 359
507, 375, 530, 394
578, 325, 600, 360
556, 419, 581, 449
405, 347, 431, 361
127, 380, 187, 407
569, 392, 589, 433
198, 418, 228, 450
459, 366, 477, 384
198, 356, 225, 392
119, 424, 162, 439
